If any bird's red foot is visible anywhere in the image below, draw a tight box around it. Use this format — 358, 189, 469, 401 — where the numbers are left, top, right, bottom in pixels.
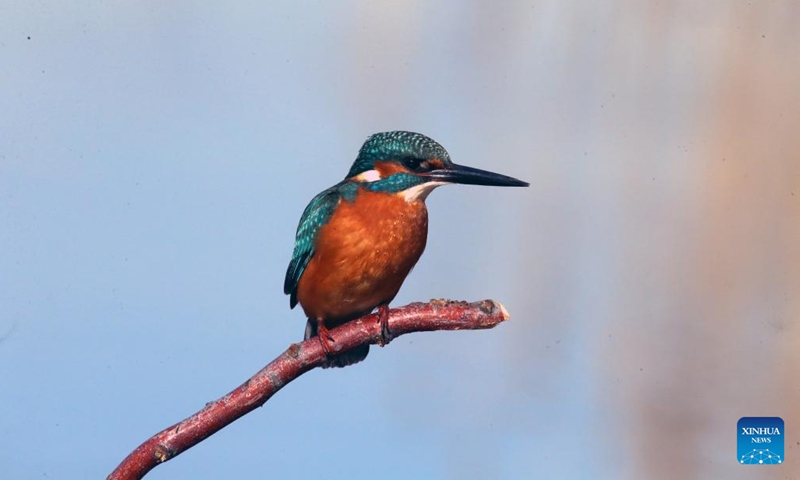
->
377, 304, 393, 347
316, 319, 335, 357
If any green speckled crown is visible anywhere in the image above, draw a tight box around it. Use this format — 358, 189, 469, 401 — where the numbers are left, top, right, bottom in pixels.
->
346, 131, 451, 178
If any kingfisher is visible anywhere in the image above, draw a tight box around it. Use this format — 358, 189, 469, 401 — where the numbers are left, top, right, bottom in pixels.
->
284, 131, 528, 368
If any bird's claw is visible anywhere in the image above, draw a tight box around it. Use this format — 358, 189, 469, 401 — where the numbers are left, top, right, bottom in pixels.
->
377, 304, 393, 347
316, 320, 336, 357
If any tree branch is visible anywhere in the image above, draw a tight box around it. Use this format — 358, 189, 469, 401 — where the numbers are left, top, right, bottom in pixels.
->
107, 299, 510, 480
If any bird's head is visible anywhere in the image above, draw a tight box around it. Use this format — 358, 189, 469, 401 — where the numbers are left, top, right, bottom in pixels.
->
346, 131, 528, 201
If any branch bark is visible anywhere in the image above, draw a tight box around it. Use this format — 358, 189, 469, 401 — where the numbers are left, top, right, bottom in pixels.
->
107, 299, 510, 480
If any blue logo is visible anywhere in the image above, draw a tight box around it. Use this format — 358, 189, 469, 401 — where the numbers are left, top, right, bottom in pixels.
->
738, 417, 784, 465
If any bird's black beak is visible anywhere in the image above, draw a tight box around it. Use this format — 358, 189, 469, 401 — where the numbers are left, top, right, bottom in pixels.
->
426, 163, 529, 187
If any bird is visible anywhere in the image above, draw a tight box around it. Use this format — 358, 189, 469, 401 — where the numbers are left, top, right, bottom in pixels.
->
284, 131, 528, 368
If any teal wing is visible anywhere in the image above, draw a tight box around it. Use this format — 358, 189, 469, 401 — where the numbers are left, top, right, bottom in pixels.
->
284, 185, 342, 309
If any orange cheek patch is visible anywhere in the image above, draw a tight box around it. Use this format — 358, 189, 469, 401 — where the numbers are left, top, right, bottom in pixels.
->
374, 161, 409, 177
428, 158, 445, 169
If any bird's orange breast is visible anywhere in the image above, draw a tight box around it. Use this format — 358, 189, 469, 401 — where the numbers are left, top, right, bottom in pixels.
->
296, 189, 428, 321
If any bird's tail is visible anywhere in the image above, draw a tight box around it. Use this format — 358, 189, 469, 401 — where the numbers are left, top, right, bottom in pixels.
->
304, 318, 369, 369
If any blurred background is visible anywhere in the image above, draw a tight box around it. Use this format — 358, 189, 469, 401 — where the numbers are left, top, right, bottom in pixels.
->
2, 1, 798, 479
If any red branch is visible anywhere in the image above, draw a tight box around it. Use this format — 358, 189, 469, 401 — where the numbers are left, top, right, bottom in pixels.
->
106, 299, 510, 480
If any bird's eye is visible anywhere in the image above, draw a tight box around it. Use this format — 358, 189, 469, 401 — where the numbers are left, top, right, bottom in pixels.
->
402, 156, 429, 172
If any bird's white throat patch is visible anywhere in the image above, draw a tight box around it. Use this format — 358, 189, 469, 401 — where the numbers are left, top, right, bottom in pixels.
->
401, 181, 446, 202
